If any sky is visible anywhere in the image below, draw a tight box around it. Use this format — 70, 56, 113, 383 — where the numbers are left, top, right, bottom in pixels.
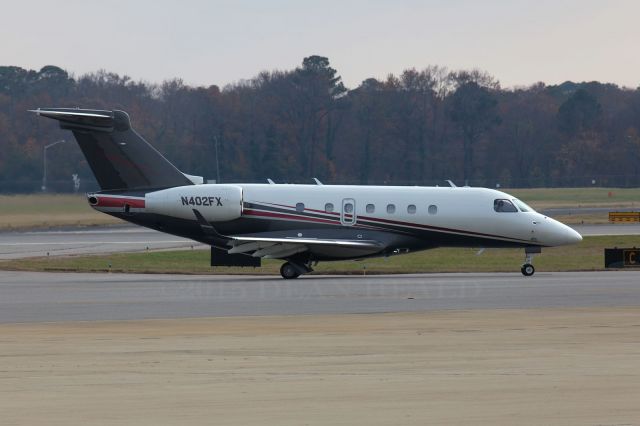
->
1, 0, 639, 89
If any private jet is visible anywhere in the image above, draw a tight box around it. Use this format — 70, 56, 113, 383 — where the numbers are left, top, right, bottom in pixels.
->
32, 108, 582, 279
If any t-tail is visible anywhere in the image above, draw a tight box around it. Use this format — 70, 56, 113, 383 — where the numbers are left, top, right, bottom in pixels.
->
30, 108, 195, 191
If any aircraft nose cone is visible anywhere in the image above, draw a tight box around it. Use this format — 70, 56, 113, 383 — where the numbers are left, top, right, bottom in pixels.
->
565, 227, 583, 244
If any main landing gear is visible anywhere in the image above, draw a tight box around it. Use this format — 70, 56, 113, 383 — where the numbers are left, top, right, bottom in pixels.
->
521, 247, 540, 277
280, 260, 314, 279
280, 262, 300, 279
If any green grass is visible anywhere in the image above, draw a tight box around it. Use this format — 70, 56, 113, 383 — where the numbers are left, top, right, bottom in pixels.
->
0, 194, 87, 215
0, 194, 122, 230
2, 235, 638, 275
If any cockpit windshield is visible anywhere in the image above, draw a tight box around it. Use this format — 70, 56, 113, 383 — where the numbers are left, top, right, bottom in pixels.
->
493, 199, 518, 213
512, 198, 534, 212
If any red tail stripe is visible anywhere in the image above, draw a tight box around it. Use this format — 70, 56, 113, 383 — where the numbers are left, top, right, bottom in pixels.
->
96, 197, 145, 208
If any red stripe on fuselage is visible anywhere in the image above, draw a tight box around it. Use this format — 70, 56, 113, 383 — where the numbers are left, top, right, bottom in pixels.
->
262, 201, 341, 217
243, 209, 339, 225
95, 197, 145, 208
243, 208, 391, 232
264, 202, 527, 242
250, 201, 529, 243
356, 214, 524, 241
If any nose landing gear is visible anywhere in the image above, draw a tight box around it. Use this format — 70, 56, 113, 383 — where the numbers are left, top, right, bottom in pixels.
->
521, 246, 541, 277
521, 263, 535, 276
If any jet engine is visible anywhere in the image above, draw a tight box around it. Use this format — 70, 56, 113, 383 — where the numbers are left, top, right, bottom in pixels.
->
145, 184, 243, 222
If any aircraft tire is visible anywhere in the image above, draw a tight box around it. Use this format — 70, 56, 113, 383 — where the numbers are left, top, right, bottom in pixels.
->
521, 263, 535, 277
280, 262, 301, 279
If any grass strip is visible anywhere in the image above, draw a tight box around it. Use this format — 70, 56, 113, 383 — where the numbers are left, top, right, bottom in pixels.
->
0, 194, 122, 230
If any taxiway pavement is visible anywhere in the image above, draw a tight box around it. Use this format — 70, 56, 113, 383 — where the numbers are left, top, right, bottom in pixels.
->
1, 270, 640, 323
572, 223, 640, 235
0, 225, 205, 260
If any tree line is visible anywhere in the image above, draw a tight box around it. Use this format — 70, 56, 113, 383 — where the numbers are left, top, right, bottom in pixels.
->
1, 56, 640, 192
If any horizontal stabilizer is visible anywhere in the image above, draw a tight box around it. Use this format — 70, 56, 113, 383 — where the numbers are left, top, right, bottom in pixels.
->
30, 108, 116, 132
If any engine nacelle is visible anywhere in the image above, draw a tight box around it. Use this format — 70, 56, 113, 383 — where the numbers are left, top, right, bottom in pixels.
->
145, 184, 243, 222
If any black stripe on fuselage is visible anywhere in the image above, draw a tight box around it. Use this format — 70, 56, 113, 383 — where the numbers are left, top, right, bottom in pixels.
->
244, 202, 392, 233
246, 201, 535, 246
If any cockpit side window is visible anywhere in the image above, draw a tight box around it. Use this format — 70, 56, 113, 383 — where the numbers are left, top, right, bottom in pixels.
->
512, 198, 533, 212
494, 199, 518, 213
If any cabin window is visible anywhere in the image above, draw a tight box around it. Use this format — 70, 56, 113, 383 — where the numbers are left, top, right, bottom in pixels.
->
296, 202, 305, 213
407, 204, 417, 214
325, 202, 334, 213
387, 204, 396, 214
344, 203, 354, 214
494, 199, 518, 213
366, 204, 375, 214
428, 204, 438, 215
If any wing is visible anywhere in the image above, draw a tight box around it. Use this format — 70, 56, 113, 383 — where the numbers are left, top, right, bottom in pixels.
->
227, 235, 385, 259
192, 209, 385, 259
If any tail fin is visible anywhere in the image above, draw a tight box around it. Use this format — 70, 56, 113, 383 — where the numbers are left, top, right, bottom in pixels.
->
31, 108, 193, 191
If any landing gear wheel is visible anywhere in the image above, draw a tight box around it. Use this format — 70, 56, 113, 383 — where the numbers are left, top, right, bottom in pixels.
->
280, 262, 300, 279
521, 263, 535, 277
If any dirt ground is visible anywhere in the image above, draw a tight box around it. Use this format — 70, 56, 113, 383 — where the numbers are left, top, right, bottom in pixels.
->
1, 308, 639, 425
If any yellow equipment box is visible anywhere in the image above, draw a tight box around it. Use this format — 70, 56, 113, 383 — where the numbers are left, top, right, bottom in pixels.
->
609, 212, 640, 222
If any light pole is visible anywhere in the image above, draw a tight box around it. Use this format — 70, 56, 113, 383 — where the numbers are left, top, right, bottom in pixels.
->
42, 139, 66, 192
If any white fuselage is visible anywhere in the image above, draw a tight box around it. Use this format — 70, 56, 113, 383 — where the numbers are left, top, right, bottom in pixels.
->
136, 184, 582, 249
251, 185, 579, 246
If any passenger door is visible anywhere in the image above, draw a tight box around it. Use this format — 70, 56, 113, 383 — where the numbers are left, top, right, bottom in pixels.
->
341, 198, 356, 226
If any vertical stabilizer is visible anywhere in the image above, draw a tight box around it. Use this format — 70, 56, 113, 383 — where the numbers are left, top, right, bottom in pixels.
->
31, 108, 193, 191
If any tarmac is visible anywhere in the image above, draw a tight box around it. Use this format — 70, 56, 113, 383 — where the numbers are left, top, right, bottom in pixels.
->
0, 225, 203, 259
542, 206, 640, 216
2, 225, 640, 425
1, 270, 640, 323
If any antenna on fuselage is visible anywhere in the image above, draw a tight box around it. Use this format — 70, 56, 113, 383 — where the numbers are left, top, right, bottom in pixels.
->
313, 178, 323, 185
267, 179, 275, 185
445, 180, 457, 188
